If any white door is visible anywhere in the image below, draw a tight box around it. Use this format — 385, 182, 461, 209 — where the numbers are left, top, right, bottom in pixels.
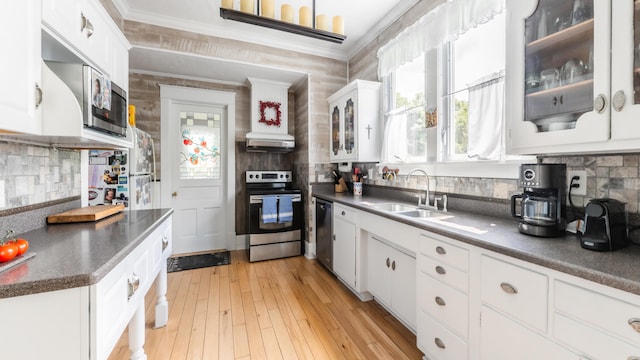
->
161, 86, 236, 255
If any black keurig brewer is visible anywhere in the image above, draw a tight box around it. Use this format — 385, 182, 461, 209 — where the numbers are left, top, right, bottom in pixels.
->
579, 198, 628, 251
511, 163, 566, 237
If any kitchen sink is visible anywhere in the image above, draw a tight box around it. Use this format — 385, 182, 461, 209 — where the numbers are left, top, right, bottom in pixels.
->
372, 203, 417, 212
396, 209, 436, 218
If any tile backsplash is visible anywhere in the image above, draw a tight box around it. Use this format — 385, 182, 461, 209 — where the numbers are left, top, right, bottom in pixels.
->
0, 142, 81, 209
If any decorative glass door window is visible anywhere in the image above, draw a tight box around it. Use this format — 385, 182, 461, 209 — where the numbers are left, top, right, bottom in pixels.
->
179, 111, 221, 180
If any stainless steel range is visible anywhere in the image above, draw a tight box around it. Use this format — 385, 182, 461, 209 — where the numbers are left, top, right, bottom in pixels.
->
245, 170, 303, 262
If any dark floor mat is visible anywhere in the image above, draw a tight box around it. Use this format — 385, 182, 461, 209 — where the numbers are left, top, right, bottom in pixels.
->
167, 251, 231, 273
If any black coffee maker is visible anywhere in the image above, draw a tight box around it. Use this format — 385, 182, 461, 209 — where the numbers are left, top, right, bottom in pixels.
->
511, 164, 566, 237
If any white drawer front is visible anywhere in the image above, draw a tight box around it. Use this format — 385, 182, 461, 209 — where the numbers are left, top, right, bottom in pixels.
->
418, 311, 468, 360
480, 255, 548, 332
555, 279, 640, 346
334, 204, 356, 223
555, 313, 640, 359
418, 272, 469, 339
420, 234, 469, 272
419, 254, 469, 293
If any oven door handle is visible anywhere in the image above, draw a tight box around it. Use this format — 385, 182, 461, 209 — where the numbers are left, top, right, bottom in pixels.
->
250, 195, 302, 204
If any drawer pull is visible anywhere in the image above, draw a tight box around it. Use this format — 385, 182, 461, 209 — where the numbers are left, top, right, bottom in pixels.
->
435, 265, 446, 275
435, 296, 446, 306
162, 236, 169, 251
500, 282, 518, 294
341, 211, 346, 216
128, 273, 140, 300
628, 318, 640, 333
435, 246, 446, 255
386, 257, 390, 268
434, 337, 446, 349
627, 357, 640, 360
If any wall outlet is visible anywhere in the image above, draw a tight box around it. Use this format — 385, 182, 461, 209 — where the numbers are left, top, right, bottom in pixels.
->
567, 170, 587, 196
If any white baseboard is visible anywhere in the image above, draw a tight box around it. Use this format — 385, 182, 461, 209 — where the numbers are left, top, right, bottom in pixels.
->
234, 234, 248, 250
304, 240, 316, 259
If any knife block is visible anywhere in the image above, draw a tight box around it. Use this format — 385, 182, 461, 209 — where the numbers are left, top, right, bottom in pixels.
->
335, 178, 348, 193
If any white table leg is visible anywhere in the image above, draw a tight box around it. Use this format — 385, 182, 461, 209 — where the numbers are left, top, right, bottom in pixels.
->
154, 262, 169, 328
129, 302, 147, 360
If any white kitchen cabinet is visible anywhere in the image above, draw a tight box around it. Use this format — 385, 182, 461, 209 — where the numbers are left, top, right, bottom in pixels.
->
0, 1, 42, 135
553, 279, 640, 359
328, 80, 381, 162
507, 1, 640, 154
367, 235, 416, 330
0, 215, 172, 360
480, 306, 579, 360
333, 203, 357, 289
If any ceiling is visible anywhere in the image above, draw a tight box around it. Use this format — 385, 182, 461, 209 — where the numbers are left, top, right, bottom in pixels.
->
112, 0, 418, 84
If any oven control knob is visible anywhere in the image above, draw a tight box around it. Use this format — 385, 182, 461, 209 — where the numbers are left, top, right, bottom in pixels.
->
256, 174, 260, 179
286, 174, 290, 179
280, 174, 284, 178
249, 174, 253, 179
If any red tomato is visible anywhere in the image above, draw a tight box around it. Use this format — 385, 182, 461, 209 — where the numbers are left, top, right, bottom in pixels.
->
0, 242, 18, 262
13, 238, 28, 256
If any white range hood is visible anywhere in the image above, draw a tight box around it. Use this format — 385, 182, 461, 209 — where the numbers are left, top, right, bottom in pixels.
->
245, 78, 295, 152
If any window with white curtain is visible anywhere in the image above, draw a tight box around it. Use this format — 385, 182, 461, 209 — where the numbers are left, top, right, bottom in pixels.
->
377, 0, 530, 172
381, 54, 428, 163
441, 12, 506, 161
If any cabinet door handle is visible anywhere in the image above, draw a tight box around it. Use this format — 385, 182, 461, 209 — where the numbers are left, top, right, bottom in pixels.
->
35, 83, 43, 109
385, 257, 390, 268
559, 95, 564, 105
391, 260, 396, 271
128, 273, 140, 300
435, 246, 446, 255
435, 265, 446, 275
435, 296, 446, 306
594, 94, 607, 113
80, 12, 94, 38
628, 318, 640, 333
434, 337, 446, 349
552, 96, 558, 106
341, 211, 346, 216
162, 236, 169, 251
613, 90, 626, 111
500, 282, 518, 294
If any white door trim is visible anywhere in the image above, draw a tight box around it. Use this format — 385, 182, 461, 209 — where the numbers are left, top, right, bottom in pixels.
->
159, 85, 236, 250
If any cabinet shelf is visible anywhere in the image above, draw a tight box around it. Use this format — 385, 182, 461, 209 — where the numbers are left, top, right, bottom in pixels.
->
526, 18, 594, 54
525, 76, 593, 97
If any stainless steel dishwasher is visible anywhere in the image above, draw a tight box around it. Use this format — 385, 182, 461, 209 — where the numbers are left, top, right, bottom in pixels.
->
315, 198, 333, 272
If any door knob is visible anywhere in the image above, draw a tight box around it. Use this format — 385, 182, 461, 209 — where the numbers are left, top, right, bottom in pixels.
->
172, 191, 178, 198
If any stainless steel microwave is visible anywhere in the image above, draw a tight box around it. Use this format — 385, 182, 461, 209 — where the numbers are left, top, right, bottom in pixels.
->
44, 61, 128, 137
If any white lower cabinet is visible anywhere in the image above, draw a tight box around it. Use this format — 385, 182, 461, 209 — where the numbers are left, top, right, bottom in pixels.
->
418, 311, 468, 360
480, 306, 579, 360
333, 203, 357, 289
367, 235, 416, 329
553, 279, 640, 359
0, 215, 172, 360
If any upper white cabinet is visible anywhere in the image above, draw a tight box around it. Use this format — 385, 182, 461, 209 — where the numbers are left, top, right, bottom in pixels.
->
328, 80, 381, 162
507, 1, 640, 154
0, 1, 42, 135
41, 0, 126, 86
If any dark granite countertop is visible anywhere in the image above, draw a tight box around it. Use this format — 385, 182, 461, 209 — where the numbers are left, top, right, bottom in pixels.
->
0, 208, 173, 299
313, 187, 640, 297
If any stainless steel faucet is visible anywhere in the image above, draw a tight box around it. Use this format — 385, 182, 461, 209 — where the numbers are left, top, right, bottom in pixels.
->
406, 168, 431, 209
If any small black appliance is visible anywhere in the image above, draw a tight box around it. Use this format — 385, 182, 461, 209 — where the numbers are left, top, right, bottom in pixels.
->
511, 163, 566, 237
579, 198, 628, 251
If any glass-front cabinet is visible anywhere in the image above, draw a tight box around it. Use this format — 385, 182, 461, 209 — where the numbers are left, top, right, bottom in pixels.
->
507, 1, 640, 154
328, 80, 381, 163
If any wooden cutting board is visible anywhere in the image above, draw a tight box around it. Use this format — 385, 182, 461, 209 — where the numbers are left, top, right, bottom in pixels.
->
47, 204, 125, 224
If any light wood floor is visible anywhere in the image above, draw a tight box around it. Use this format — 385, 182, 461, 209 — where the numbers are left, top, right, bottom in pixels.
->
108, 250, 423, 360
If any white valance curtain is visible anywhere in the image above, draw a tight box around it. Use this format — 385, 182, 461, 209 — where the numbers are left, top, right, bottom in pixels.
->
466, 71, 504, 160
377, 0, 505, 78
